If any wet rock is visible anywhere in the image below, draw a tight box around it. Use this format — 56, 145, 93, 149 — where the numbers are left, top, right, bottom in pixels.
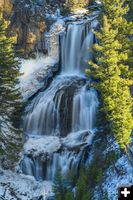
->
53, 79, 86, 136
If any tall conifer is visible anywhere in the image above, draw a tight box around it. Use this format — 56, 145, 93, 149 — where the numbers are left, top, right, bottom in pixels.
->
0, 13, 23, 168
86, 1, 133, 150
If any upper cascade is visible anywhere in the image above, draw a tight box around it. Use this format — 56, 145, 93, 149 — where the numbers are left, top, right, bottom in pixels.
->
61, 20, 95, 74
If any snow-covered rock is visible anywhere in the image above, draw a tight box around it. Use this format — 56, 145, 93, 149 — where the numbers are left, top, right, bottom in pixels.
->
19, 55, 58, 100
23, 131, 95, 159
103, 155, 133, 200
45, 19, 65, 59
101, 137, 133, 200
24, 136, 61, 157
0, 169, 53, 200
62, 130, 94, 150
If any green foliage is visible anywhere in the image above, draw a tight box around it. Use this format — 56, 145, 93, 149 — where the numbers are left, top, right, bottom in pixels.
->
86, 0, 133, 150
53, 132, 120, 200
104, 192, 109, 200
86, 156, 103, 187
53, 171, 75, 200
68, 0, 88, 8
53, 168, 91, 200
66, 167, 78, 187
105, 150, 119, 167
53, 171, 74, 200
0, 12, 23, 167
61, 0, 89, 15
61, 5, 71, 16
76, 168, 91, 200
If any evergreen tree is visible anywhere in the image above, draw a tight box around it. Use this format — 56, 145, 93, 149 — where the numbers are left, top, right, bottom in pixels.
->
53, 169, 90, 200
0, 13, 23, 168
76, 168, 91, 200
101, 0, 133, 69
53, 171, 74, 200
86, 0, 133, 150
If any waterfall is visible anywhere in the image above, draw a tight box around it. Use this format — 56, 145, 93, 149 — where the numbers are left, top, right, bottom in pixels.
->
72, 87, 98, 132
21, 18, 98, 181
61, 22, 94, 74
24, 76, 85, 136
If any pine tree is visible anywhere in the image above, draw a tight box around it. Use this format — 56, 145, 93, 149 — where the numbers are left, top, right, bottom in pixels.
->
53, 171, 72, 200
101, 0, 133, 70
54, 169, 79, 200
76, 168, 91, 200
0, 13, 23, 168
53, 169, 91, 200
86, 0, 133, 150
65, 192, 74, 200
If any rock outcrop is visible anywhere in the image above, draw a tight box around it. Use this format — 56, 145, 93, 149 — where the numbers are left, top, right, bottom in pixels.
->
1, 0, 64, 57
0, 0, 13, 17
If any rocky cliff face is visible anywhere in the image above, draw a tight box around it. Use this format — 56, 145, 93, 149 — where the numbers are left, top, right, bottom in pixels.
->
1, 0, 64, 57
0, 0, 13, 17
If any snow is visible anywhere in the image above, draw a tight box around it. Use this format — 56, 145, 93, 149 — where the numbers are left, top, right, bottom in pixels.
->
103, 155, 133, 200
101, 137, 133, 200
46, 19, 65, 58
90, 19, 99, 28
62, 130, 94, 149
0, 168, 53, 200
72, 8, 89, 15
95, 0, 102, 5
20, 55, 57, 77
23, 131, 95, 159
24, 136, 61, 156
19, 54, 58, 99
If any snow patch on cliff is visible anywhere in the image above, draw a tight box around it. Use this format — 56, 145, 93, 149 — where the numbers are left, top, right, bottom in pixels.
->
101, 137, 133, 200
102, 154, 133, 200
0, 169, 53, 200
19, 54, 58, 99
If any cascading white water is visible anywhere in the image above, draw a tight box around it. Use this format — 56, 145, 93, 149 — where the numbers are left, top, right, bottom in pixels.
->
72, 87, 98, 132
46, 151, 83, 180
24, 76, 85, 136
21, 19, 98, 181
61, 22, 94, 74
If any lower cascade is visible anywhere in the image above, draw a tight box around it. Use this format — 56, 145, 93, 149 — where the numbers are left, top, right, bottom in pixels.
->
21, 19, 99, 181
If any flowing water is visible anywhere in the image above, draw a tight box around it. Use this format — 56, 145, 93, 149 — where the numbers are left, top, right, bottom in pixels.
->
61, 21, 94, 74
21, 19, 99, 181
